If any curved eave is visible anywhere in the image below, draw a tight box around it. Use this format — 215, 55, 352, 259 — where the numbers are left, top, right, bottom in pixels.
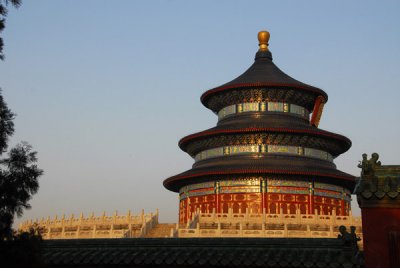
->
200, 83, 328, 109
179, 127, 352, 153
163, 168, 356, 192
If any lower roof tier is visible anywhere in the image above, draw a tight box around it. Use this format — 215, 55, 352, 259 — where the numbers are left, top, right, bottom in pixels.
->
178, 177, 352, 202
164, 155, 356, 192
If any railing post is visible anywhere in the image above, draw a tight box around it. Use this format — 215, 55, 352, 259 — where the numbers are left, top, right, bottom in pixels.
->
76, 225, 80, 239
155, 209, 159, 224
110, 223, 114, 238
93, 224, 96, 238
348, 210, 353, 225
332, 209, 336, 225
263, 208, 266, 224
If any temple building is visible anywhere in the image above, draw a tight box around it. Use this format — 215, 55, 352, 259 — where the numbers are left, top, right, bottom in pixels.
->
17, 29, 384, 267
164, 31, 356, 224
21, 30, 362, 243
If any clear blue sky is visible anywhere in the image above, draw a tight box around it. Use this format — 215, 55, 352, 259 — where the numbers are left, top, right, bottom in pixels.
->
1, 1, 399, 224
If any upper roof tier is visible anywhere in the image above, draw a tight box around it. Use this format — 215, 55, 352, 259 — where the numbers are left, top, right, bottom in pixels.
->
201, 31, 328, 112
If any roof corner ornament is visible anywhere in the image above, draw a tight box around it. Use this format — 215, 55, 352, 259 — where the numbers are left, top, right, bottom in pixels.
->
338, 225, 361, 253
356, 153, 400, 202
358, 153, 381, 177
258, 31, 270, 51
355, 153, 384, 198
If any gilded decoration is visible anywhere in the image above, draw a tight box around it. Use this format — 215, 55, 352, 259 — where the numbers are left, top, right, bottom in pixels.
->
184, 132, 346, 158
219, 178, 259, 186
268, 187, 309, 195
314, 189, 343, 199
314, 182, 343, 192
204, 88, 316, 113
179, 178, 350, 205
267, 178, 309, 187
257, 30, 270, 51
194, 144, 333, 162
221, 186, 259, 194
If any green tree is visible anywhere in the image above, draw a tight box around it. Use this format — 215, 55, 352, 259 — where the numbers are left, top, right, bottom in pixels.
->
0, 0, 42, 240
0, 92, 43, 240
0, 94, 44, 266
0, 0, 22, 60
0, 1, 44, 266
0, 139, 43, 239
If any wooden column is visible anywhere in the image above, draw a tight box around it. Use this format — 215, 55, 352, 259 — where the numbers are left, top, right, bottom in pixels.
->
308, 181, 314, 214
340, 196, 346, 216
261, 178, 267, 213
215, 181, 220, 213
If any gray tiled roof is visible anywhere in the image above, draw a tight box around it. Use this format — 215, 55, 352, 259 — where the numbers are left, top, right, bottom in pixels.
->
43, 237, 362, 267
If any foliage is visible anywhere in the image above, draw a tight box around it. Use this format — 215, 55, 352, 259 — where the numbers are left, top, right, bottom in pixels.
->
0, 141, 43, 239
0, 93, 44, 265
0, 92, 43, 240
0, 1, 44, 267
0, 0, 43, 238
0, 0, 22, 60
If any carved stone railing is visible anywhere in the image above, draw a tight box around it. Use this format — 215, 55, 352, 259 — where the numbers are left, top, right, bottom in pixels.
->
178, 225, 343, 238
195, 208, 361, 226
19, 209, 159, 239
186, 211, 200, 229
170, 223, 179, 238
178, 209, 362, 244
138, 211, 159, 238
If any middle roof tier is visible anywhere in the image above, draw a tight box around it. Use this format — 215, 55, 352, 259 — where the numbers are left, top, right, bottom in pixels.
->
179, 120, 351, 158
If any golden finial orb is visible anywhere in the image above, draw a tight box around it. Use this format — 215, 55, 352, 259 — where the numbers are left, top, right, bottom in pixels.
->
258, 30, 270, 51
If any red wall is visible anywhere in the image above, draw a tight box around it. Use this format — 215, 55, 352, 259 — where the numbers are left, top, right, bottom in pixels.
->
361, 207, 400, 268
179, 192, 349, 223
